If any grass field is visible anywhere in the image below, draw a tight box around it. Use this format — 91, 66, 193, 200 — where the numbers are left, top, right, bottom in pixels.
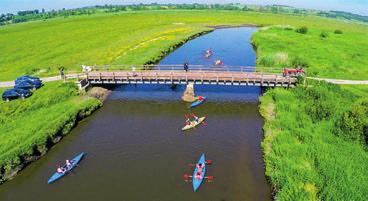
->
1, 10, 368, 81
252, 26, 368, 79
0, 82, 101, 181
260, 81, 368, 200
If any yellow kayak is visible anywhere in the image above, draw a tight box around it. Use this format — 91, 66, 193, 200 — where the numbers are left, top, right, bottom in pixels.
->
182, 117, 206, 131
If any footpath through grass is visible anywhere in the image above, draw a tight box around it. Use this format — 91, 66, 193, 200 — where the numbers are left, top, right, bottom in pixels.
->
0, 82, 101, 181
1, 10, 368, 81
260, 81, 368, 200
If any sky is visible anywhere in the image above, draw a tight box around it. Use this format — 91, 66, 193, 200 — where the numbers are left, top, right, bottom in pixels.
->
0, 0, 367, 16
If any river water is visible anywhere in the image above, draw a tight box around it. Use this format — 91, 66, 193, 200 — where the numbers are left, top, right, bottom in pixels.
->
0, 27, 271, 201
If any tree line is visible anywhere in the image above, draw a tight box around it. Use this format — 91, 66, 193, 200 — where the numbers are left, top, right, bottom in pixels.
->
1, 3, 367, 26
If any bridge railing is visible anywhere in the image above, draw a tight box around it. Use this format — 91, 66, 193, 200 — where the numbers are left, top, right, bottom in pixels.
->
87, 64, 283, 74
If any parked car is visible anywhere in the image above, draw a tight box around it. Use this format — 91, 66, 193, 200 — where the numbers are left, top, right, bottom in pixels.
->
15, 75, 41, 83
2, 88, 32, 101
15, 79, 42, 90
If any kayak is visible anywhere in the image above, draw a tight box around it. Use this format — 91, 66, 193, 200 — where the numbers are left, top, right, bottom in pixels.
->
47, 152, 85, 184
192, 153, 206, 192
190, 97, 207, 108
182, 117, 206, 131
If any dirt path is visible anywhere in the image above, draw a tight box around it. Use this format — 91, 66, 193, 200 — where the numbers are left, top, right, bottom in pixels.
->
0, 74, 81, 88
307, 77, 368, 85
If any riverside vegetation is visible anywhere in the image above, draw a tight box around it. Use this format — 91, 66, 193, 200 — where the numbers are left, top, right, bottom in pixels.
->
0, 82, 101, 182
0, 8, 368, 200
260, 80, 368, 200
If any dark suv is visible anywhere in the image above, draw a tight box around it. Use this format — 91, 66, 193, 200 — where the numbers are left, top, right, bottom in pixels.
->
15, 75, 43, 90
2, 88, 32, 101
15, 75, 41, 83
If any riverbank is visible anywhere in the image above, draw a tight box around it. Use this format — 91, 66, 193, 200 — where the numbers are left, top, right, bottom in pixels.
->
0, 81, 103, 183
259, 81, 368, 200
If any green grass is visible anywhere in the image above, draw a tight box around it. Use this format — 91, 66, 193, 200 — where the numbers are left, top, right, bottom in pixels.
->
252, 26, 368, 80
1, 10, 368, 81
340, 85, 368, 97
260, 82, 368, 200
0, 82, 101, 178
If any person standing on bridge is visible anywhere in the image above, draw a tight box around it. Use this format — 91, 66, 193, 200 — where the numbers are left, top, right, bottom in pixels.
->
184, 62, 189, 72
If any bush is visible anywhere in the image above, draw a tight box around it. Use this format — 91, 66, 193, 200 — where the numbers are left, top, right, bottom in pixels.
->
334, 29, 343, 34
258, 55, 275, 66
320, 31, 329, 38
296, 26, 308, 34
334, 99, 368, 143
291, 55, 309, 68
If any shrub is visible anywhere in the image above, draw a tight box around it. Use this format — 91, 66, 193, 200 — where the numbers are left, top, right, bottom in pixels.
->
258, 55, 275, 66
320, 31, 329, 38
334, 99, 368, 144
334, 29, 343, 34
291, 55, 309, 68
296, 26, 308, 34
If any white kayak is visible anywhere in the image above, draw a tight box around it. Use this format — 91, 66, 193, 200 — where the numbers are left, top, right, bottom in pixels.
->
182, 117, 206, 131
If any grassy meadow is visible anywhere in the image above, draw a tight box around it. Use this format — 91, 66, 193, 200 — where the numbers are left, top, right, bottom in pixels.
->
260, 81, 368, 200
252, 26, 368, 79
0, 82, 101, 181
1, 10, 368, 81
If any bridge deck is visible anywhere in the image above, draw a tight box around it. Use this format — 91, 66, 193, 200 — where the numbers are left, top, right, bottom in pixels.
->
86, 70, 297, 87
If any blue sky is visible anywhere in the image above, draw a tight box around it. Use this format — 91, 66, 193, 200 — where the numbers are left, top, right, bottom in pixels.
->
0, 0, 367, 16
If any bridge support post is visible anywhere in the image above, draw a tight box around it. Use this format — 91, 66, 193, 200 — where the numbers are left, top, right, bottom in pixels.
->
182, 83, 196, 102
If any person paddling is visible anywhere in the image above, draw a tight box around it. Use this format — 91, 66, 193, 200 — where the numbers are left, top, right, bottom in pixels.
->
195, 172, 202, 180
204, 49, 212, 58
191, 113, 199, 123
66, 159, 72, 167
214, 60, 223, 65
57, 167, 65, 174
197, 96, 204, 101
197, 163, 204, 171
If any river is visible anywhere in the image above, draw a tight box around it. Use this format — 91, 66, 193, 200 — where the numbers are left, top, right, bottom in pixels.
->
0, 27, 271, 201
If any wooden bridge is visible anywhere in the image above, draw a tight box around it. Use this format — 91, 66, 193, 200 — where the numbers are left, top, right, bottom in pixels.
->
84, 65, 298, 87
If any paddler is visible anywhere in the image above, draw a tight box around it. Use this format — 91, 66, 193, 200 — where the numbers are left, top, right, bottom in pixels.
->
197, 96, 204, 101
197, 163, 204, 171
57, 166, 65, 174
191, 113, 199, 123
66, 159, 72, 167
195, 172, 202, 180
214, 60, 223, 65
204, 49, 212, 57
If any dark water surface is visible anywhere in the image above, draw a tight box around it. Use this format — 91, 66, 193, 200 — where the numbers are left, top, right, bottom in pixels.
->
0, 27, 271, 201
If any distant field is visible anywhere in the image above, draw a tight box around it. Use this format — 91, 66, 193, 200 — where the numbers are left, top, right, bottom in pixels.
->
252, 26, 368, 80
1, 10, 368, 81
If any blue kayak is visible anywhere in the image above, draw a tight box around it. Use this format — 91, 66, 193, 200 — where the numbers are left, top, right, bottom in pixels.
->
48, 152, 85, 184
192, 153, 206, 192
190, 97, 206, 108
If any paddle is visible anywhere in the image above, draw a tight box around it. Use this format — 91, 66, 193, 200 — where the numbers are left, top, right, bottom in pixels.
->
205, 176, 214, 182
205, 160, 212, 165
183, 174, 192, 182
188, 160, 212, 167
205, 176, 214, 180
